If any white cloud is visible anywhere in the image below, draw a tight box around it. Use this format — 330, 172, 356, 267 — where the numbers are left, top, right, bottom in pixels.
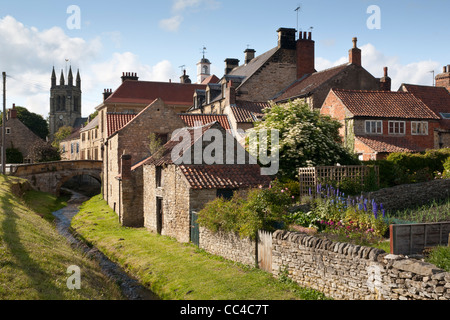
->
315, 42, 440, 91
159, 15, 184, 32
159, 0, 220, 32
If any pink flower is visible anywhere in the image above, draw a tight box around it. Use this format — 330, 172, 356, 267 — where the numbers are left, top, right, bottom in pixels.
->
292, 196, 295, 199
281, 190, 284, 193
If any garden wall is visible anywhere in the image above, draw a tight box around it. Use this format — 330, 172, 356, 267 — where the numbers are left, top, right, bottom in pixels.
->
363, 178, 450, 212
199, 227, 256, 267
272, 230, 450, 300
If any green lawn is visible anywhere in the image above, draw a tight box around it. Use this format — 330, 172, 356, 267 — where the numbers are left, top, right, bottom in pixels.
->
72, 195, 330, 300
0, 175, 124, 300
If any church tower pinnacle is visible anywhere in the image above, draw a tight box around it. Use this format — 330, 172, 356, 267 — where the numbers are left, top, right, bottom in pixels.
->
49, 66, 84, 139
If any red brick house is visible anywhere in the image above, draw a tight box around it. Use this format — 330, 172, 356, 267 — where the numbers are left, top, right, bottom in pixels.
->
398, 83, 450, 148
321, 88, 441, 160
273, 37, 386, 109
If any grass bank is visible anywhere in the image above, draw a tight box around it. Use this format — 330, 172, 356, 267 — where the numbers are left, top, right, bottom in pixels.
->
0, 175, 124, 300
71, 195, 330, 300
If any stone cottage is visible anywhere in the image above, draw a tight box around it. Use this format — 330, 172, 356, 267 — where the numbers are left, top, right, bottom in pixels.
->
103, 98, 187, 227
126, 122, 272, 243
0, 105, 44, 163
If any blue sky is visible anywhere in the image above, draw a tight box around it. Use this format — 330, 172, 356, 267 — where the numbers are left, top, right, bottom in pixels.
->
0, 0, 448, 118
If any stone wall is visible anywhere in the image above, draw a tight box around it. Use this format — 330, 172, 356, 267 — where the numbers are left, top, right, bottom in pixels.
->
272, 230, 450, 300
199, 227, 256, 267
363, 178, 450, 212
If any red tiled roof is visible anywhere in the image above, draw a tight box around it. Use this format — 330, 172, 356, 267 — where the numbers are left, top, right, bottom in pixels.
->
134, 122, 217, 169
178, 114, 231, 130
107, 113, 137, 137
201, 75, 220, 84
332, 89, 440, 120
179, 164, 271, 190
400, 84, 450, 129
274, 64, 349, 102
231, 100, 270, 123
105, 80, 207, 106
356, 136, 425, 153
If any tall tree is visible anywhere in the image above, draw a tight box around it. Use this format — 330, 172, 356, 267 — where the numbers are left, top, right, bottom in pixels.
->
250, 100, 359, 180
1, 106, 49, 139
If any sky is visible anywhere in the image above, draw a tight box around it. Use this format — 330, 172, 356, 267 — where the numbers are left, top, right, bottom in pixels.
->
0, 0, 448, 119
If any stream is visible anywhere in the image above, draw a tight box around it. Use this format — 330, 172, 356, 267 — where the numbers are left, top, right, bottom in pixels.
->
52, 189, 159, 300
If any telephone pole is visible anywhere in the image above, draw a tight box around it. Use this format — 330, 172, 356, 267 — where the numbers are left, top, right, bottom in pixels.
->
2, 72, 6, 175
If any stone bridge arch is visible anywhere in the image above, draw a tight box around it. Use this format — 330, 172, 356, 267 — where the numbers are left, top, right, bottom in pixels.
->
10, 160, 102, 196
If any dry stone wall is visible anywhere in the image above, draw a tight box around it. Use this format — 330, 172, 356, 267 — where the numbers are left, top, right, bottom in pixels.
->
272, 230, 450, 300
199, 227, 256, 267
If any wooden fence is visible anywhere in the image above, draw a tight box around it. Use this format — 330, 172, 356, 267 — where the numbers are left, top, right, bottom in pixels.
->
390, 222, 450, 255
257, 230, 273, 272
298, 165, 379, 196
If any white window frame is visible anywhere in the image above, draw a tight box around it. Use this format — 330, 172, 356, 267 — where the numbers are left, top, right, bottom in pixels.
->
388, 121, 406, 135
6, 127, 11, 134
411, 121, 428, 135
365, 120, 383, 134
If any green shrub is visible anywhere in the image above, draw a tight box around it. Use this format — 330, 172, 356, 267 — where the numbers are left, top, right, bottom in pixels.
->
443, 157, 450, 178
426, 246, 450, 272
197, 180, 295, 239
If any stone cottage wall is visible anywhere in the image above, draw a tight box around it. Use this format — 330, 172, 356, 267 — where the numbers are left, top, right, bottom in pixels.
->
272, 230, 450, 300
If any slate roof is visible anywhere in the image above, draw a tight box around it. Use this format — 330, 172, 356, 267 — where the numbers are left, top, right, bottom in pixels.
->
356, 136, 425, 153
104, 80, 207, 106
228, 47, 279, 89
178, 114, 232, 130
80, 115, 99, 132
331, 89, 440, 120
274, 64, 349, 102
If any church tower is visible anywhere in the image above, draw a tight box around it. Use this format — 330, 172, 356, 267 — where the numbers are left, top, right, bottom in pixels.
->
49, 66, 83, 138
197, 47, 211, 84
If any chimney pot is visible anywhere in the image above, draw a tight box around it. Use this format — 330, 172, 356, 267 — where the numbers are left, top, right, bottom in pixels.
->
447, 65, 450, 72
384, 67, 388, 77
444, 66, 447, 73
353, 37, 358, 48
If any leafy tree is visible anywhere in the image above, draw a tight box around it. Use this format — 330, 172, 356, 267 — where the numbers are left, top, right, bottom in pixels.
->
52, 126, 74, 150
28, 140, 61, 163
250, 100, 359, 180
0, 106, 49, 139
6, 146, 23, 164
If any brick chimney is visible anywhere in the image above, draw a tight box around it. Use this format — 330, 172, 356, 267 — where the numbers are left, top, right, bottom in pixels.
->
121, 154, 132, 179
121, 72, 139, 83
349, 37, 361, 66
8, 103, 17, 120
379, 67, 391, 91
225, 80, 236, 105
180, 70, 192, 84
277, 28, 296, 49
296, 31, 315, 79
224, 58, 240, 75
435, 64, 450, 91
103, 89, 113, 101
244, 48, 256, 64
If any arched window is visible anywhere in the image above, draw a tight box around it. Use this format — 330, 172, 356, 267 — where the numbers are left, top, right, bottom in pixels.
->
203, 65, 209, 74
